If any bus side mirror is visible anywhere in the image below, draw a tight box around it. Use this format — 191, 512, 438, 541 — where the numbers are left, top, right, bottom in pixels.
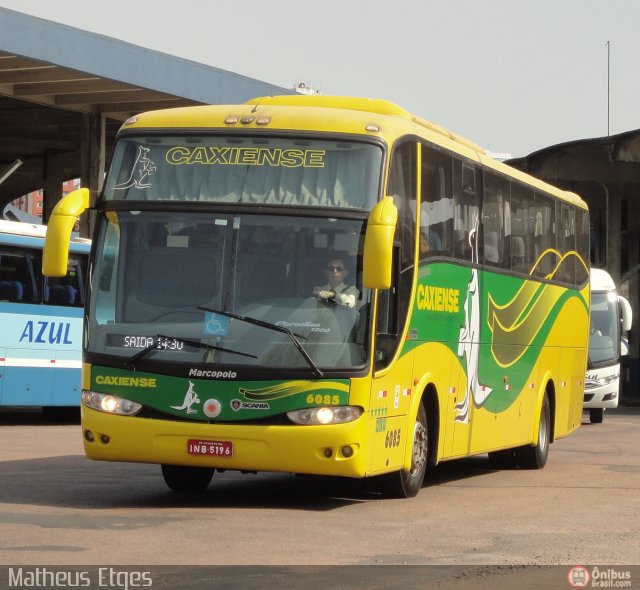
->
619, 295, 632, 333
363, 196, 398, 289
43, 188, 90, 277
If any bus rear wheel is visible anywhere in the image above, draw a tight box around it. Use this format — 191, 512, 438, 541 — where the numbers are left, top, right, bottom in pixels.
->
380, 403, 428, 498
161, 464, 214, 492
516, 393, 550, 469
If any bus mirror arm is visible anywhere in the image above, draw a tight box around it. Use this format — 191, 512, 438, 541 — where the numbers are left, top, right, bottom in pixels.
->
42, 188, 90, 277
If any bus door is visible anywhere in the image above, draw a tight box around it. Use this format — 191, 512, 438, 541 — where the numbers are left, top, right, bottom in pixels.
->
368, 286, 416, 475
368, 354, 415, 474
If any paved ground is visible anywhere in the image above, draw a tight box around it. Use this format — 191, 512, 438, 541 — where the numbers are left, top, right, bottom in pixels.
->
0, 406, 638, 588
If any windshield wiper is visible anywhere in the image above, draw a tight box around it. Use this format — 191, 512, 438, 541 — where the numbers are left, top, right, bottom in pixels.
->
198, 306, 323, 377
124, 334, 257, 370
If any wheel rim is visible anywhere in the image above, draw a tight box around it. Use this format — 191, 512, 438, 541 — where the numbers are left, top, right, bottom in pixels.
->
410, 419, 428, 476
539, 409, 549, 453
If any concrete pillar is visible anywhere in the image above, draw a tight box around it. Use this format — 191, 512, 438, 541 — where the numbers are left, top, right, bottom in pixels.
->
42, 151, 63, 225
624, 192, 640, 401
606, 189, 622, 284
80, 111, 106, 238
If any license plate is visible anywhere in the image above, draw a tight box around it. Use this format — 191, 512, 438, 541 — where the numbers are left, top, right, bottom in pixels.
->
187, 439, 233, 457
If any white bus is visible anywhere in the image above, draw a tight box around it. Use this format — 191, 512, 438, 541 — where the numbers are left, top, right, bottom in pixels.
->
584, 268, 632, 423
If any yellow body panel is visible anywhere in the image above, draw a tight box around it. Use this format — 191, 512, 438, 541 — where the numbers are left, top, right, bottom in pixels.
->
82, 405, 370, 477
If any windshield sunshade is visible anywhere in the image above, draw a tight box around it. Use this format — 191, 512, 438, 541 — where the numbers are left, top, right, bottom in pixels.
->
103, 136, 382, 209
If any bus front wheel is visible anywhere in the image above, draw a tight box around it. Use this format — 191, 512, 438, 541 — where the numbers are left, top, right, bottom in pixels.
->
161, 464, 214, 492
380, 403, 428, 498
516, 393, 550, 469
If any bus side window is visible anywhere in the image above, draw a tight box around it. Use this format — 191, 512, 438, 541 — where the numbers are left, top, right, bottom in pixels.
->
533, 193, 556, 279
453, 160, 479, 262
482, 172, 510, 269
43, 254, 85, 307
376, 140, 416, 369
556, 202, 576, 284
510, 183, 535, 274
0, 247, 37, 303
0, 279, 23, 301
575, 209, 590, 286
420, 144, 453, 258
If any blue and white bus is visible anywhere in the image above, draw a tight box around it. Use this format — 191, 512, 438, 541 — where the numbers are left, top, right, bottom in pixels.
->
0, 219, 89, 411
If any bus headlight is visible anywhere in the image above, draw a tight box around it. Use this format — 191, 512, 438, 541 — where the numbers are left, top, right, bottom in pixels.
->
287, 406, 363, 425
82, 390, 142, 416
585, 373, 619, 389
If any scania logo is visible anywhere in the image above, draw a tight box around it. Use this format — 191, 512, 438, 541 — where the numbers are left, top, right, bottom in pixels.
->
230, 399, 270, 411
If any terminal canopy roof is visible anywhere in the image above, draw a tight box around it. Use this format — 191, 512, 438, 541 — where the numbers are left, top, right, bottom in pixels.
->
0, 7, 290, 210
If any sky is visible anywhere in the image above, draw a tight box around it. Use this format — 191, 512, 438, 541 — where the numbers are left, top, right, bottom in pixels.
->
2, 0, 639, 157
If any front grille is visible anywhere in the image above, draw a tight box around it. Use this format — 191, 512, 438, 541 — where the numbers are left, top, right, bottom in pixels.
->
137, 406, 291, 425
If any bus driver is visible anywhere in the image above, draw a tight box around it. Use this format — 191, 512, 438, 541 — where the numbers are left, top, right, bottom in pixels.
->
313, 256, 359, 308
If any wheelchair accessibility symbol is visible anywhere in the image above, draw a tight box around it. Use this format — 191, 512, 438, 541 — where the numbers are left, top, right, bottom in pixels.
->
204, 311, 229, 336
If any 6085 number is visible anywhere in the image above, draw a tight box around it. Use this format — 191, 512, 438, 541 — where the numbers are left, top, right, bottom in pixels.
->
385, 428, 401, 448
306, 393, 340, 405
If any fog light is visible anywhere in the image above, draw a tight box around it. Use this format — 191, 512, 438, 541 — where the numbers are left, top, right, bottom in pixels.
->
341, 445, 354, 458
100, 434, 110, 444
323, 448, 333, 458
84, 430, 94, 442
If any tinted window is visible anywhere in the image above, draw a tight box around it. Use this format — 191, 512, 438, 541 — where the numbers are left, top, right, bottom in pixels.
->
420, 145, 453, 258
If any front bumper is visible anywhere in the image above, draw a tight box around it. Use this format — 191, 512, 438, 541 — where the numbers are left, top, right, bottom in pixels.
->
81, 405, 369, 478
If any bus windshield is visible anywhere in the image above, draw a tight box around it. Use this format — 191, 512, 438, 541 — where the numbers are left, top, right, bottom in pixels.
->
102, 135, 382, 210
88, 211, 370, 372
588, 291, 620, 365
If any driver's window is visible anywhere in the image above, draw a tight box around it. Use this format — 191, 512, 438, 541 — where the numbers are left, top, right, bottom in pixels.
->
375, 140, 417, 369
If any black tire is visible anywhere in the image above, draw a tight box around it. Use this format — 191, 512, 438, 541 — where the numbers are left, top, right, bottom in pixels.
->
516, 393, 551, 469
589, 408, 604, 424
380, 403, 428, 498
488, 448, 518, 469
161, 464, 214, 492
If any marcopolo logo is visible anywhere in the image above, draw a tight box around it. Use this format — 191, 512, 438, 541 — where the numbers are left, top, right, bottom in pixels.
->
189, 368, 237, 379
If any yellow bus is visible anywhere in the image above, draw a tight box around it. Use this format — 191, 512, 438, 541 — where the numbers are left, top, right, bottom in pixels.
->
44, 95, 590, 497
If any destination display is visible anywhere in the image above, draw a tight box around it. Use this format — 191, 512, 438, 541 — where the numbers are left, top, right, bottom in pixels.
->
106, 334, 185, 350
